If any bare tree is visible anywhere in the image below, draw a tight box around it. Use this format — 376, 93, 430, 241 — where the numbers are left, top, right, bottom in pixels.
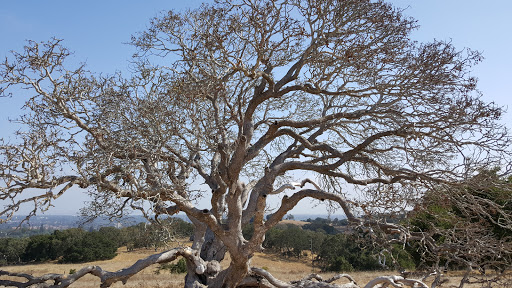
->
0, 0, 510, 287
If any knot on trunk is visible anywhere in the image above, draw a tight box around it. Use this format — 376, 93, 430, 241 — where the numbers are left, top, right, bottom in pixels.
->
206, 260, 221, 276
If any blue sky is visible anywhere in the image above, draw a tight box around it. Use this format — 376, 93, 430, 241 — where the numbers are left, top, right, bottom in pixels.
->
1, 1, 511, 216
391, 0, 512, 125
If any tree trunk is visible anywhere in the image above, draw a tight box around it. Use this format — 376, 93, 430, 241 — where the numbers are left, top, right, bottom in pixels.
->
200, 228, 227, 262
184, 227, 231, 287
208, 257, 250, 288
183, 255, 250, 288
184, 225, 255, 288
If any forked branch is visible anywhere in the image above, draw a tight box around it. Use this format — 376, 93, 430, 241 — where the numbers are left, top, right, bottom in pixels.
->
0, 247, 211, 288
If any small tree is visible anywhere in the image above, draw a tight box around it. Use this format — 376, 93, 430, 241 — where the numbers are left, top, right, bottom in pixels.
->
0, 0, 510, 287
316, 234, 381, 272
20, 234, 53, 263
0, 238, 28, 265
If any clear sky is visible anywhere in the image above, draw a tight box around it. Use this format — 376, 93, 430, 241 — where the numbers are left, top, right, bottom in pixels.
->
1, 1, 511, 216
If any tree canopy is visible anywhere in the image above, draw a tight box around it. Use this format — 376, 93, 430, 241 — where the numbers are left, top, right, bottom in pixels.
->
1, 0, 510, 287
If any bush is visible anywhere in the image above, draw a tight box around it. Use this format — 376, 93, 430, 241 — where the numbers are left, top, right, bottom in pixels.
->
391, 245, 416, 270
316, 234, 382, 272
156, 258, 187, 274
242, 223, 254, 240
21, 234, 53, 262
0, 237, 29, 265
6, 220, 196, 265
328, 256, 354, 272
19, 228, 118, 264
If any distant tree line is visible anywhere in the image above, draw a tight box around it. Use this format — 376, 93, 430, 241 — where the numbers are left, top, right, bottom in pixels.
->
244, 218, 415, 272
20, 228, 118, 263
0, 225, 52, 238
0, 217, 194, 265
262, 174, 512, 274
273, 171, 512, 275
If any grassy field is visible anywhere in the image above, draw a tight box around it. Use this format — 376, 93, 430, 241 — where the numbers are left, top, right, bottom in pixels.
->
1, 246, 510, 287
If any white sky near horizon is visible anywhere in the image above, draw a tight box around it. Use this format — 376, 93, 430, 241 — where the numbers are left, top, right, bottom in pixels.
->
0, 1, 511, 216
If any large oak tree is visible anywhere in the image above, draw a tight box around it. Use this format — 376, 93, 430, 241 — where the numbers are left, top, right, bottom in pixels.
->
1, 0, 510, 287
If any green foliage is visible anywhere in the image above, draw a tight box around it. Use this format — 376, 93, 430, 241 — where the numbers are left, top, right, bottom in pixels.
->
21, 234, 53, 262
242, 223, 254, 240
262, 220, 408, 271
406, 169, 512, 270
263, 224, 318, 258
316, 234, 382, 272
328, 256, 354, 272
172, 218, 194, 237
302, 222, 337, 235
393, 247, 416, 270
1, 217, 194, 265
155, 258, 187, 274
0, 237, 29, 265
69, 269, 76, 275
60, 230, 118, 263
98, 226, 123, 247
18, 228, 117, 263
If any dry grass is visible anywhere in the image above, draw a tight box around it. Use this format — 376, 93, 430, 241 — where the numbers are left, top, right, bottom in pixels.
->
0, 248, 184, 288
1, 246, 510, 287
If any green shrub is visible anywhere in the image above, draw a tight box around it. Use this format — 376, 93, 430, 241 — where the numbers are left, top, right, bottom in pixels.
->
328, 256, 354, 272
316, 234, 382, 272
392, 246, 416, 270
156, 258, 187, 274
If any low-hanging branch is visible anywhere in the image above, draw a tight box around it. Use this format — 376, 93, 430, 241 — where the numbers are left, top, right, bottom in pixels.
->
0, 247, 209, 288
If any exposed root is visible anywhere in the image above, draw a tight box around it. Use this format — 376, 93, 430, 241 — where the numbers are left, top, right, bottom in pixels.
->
292, 273, 359, 288
249, 268, 428, 288
250, 269, 358, 287
363, 275, 428, 288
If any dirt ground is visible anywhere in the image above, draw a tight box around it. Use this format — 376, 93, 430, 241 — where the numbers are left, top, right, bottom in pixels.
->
1, 246, 510, 287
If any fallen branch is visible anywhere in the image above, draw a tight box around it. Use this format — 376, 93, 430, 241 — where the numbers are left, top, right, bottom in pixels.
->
251, 269, 359, 288
363, 275, 428, 288
251, 267, 293, 288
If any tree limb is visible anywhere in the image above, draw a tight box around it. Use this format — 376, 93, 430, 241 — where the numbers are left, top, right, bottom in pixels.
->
0, 247, 210, 288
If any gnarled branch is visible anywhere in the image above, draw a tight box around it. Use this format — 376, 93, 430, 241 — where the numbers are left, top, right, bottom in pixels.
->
0, 247, 213, 288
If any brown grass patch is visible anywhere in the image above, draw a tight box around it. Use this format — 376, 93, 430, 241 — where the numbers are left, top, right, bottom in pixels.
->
1, 246, 510, 287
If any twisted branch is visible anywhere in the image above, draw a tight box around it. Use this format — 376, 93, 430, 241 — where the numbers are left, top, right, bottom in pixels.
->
0, 247, 209, 288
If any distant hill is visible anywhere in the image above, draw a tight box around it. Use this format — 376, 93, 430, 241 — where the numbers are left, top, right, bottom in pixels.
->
289, 214, 347, 221
0, 213, 346, 238
0, 214, 191, 237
